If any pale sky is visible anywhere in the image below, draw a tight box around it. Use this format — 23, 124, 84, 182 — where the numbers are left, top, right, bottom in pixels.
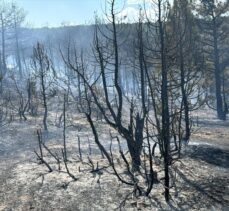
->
15, 0, 144, 28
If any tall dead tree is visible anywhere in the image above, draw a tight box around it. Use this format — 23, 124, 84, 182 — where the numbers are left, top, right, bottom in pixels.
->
157, 0, 170, 202
32, 42, 54, 131
62, 0, 148, 171
144, 0, 190, 201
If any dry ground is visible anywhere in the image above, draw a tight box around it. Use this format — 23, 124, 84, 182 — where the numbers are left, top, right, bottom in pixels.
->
0, 109, 229, 210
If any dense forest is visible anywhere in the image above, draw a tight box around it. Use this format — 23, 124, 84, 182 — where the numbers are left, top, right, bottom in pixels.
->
0, 0, 229, 210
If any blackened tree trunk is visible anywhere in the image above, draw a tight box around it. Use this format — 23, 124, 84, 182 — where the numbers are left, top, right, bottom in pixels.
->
32, 43, 53, 131
41, 71, 48, 131
158, 0, 170, 202
179, 46, 190, 142
63, 94, 67, 161
213, 19, 225, 120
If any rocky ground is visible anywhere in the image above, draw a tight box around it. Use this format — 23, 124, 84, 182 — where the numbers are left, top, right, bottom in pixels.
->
0, 109, 229, 210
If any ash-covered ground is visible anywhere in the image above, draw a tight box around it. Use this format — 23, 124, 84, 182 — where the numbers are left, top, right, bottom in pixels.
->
0, 109, 229, 211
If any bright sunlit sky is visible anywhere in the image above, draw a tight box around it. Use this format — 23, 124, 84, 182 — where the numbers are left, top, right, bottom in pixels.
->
15, 0, 145, 28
